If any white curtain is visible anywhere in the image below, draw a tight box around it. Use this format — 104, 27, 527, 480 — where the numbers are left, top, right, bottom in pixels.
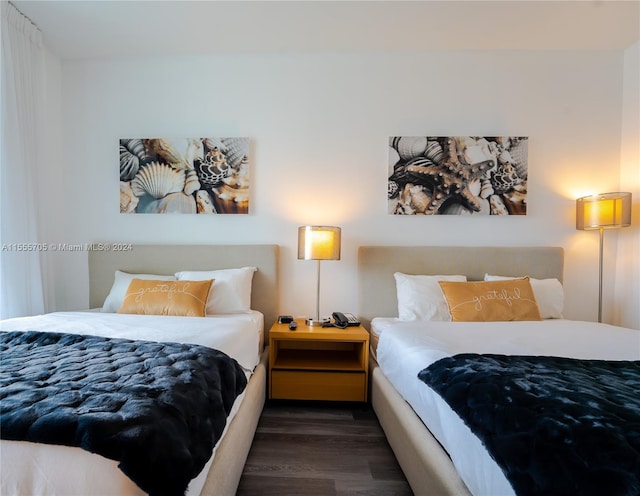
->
0, 1, 45, 319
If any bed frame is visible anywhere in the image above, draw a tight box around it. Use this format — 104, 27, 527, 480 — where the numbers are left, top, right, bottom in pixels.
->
88, 243, 280, 496
358, 246, 564, 496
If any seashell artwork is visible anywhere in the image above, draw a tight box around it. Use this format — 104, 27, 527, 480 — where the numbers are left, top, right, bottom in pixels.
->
137, 192, 197, 214
502, 182, 528, 215
119, 137, 251, 214
120, 145, 139, 182
425, 141, 444, 165
479, 178, 494, 199
183, 169, 201, 195
131, 162, 185, 199
223, 155, 250, 189
203, 137, 225, 152
184, 139, 204, 170
492, 160, 523, 194
489, 194, 509, 215
145, 138, 187, 167
389, 136, 528, 216
441, 202, 474, 215
220, 138, 250, 168
196, 148, 230, 188
507, 139, 529, 180
212, 184, 249, 214
391, 136, 428, 161
119, 181, 139, 213
196, 190, 215, 214
396, 184, 430, 215
388, 146, 400, 176
119, 139, 148, 181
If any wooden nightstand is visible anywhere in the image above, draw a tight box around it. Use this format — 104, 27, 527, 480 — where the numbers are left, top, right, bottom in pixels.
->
268, 319, 369, 402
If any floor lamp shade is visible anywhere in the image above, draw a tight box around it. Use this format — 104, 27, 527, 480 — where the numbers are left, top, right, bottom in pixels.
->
297, 226, 341, 326
576, 192, 632, 323
576, 192, 631, 230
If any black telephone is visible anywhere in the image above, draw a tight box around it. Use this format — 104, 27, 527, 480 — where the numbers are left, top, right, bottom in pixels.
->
331, 312, 361, 328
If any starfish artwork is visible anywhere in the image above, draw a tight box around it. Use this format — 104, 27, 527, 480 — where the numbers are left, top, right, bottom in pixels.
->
388, 136, 528, 215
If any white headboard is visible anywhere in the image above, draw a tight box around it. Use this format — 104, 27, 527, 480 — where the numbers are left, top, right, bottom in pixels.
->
89, 244, 279, 328
357, 246, 564, 329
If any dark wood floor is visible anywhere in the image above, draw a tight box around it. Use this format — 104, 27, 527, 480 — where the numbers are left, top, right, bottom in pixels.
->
237, 400, 413, 496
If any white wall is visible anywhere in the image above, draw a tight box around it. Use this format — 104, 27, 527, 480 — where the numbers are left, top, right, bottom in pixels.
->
41, 50, 633, 325
614, 41, 640, 329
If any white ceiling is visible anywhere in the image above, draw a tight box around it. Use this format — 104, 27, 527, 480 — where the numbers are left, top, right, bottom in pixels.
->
11, 0, 640, 59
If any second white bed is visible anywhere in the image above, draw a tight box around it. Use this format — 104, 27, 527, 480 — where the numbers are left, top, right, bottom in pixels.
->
373, 318, 640, 496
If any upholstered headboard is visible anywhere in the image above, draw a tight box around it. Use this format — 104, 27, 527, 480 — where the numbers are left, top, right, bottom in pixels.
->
357, 246, 564, 329
88, 244, 279, 328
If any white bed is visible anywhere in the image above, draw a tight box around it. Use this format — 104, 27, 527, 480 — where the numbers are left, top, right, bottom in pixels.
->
358, 246, 640, 496
374, 318, 640, 495
0, 244, 279, 496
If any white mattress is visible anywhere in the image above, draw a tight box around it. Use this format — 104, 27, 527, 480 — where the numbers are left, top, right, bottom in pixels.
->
0, 310, 263, 370
373, 318, 640, 496
0, 310, 264, 496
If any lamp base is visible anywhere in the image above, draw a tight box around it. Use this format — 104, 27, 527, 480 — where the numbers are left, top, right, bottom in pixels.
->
305, 317, 329, 327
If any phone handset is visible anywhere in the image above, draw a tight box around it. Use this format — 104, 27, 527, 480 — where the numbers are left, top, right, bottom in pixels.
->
331, 312, 360, 328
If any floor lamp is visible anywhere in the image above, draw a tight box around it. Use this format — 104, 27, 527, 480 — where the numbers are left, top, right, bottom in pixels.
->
298, 226, 341, 326
576, 192, 632, 323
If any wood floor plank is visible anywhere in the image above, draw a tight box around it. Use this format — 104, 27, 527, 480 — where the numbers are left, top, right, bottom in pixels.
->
238, 475, 336, 496
237, 401, 413, 496
336, 479, 414, 496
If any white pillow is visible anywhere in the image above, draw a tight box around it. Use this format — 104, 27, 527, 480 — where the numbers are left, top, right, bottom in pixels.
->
175, 267, 257, 315
394, 272, 467, 321
484, 274, 564, 319
101, 271, 176, 313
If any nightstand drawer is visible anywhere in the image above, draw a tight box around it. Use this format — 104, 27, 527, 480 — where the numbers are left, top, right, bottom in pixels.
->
271, 370, 366, 401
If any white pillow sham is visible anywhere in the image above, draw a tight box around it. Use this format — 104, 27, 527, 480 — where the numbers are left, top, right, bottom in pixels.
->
175, 267, 257, 315
484, 274, 564, 319
101, 271, 176, 313
394, 272, 467, 321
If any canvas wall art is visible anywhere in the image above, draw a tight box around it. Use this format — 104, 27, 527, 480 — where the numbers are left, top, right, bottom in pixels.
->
388, 136, 528, 215
119, 137, 250, 214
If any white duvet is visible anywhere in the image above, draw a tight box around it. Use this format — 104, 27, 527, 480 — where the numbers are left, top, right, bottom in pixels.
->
373, 318, 640, 496
0, 310, 263, 370
0, 310, 264, 496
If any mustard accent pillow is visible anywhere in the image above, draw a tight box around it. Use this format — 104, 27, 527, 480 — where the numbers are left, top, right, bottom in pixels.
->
438, 278, 542, 322
117, 279, 214, 317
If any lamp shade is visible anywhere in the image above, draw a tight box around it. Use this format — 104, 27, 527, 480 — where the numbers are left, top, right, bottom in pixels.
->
298, 226, 341, 260
576, 192, 632, 230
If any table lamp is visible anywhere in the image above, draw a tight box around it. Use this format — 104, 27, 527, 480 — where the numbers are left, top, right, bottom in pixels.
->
298, 226, 341, 326
576, 192, 632, 322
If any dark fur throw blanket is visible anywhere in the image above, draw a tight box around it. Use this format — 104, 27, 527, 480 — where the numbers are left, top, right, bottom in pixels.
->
418, 353, 640, 496
0, 330, 248, 496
